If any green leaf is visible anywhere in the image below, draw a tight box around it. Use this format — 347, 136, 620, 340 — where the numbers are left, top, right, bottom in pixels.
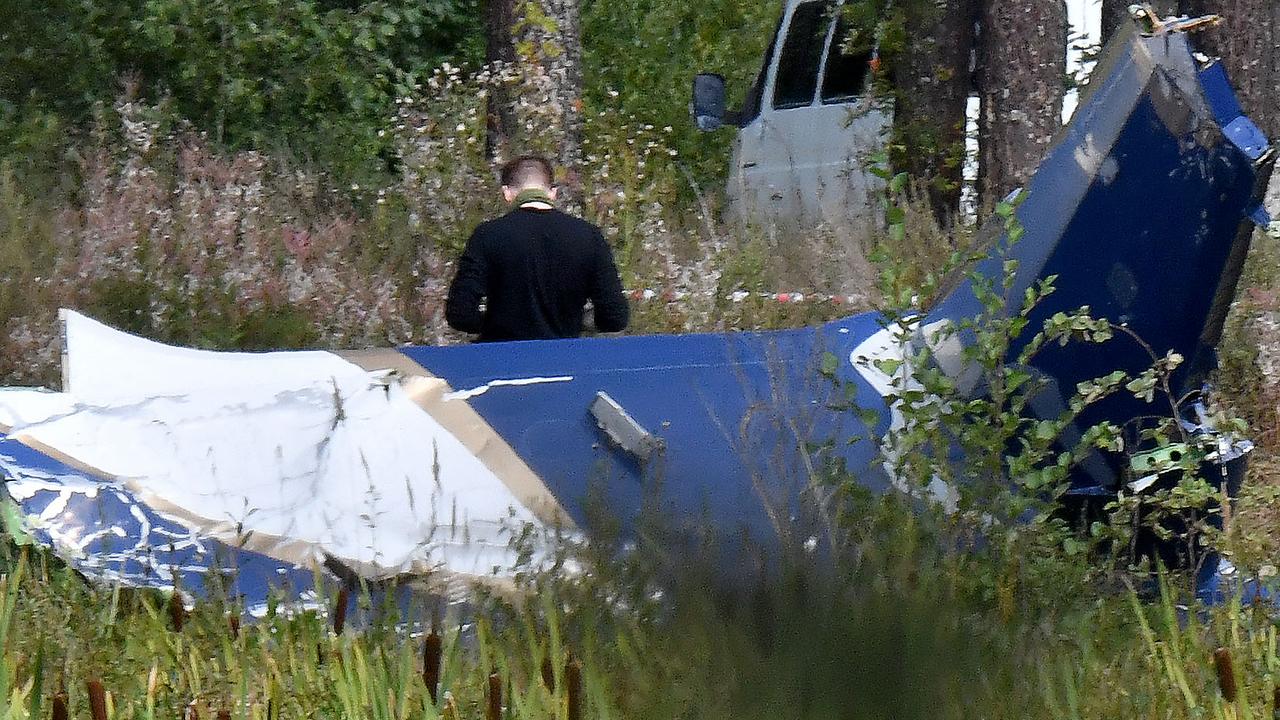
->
820, 351, 839, 376
874, 357, 903, 375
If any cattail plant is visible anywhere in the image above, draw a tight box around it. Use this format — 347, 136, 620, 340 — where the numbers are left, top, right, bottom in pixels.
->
422, 624, 442, 703
332, 588, 349, 635
565, 654, 582, 720
85, 679, 108, 720
168, 593, 186, 633
1213, 646, 1238, 703
541, 655, 555, 692
486, 671, 502, 720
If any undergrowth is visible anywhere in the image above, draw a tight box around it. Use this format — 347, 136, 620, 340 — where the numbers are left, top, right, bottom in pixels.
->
0, 497, 1277, 720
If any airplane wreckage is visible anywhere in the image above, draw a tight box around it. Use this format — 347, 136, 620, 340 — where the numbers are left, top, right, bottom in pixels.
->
0, 21, 1275, 613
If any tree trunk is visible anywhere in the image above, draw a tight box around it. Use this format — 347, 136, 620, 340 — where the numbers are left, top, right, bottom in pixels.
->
483, 0, 519, 159
1100, 0, 1131, 46
539, 0, 585, 200
976, 0, 1068, 209
1180, 0, 1278, 138
484, 0, 586, 205
1102, 2, 1186, 46
891, 0, 981, 225
490, 0, 585, 207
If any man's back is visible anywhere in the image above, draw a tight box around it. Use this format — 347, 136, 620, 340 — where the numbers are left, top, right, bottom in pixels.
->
445, 206, 629, 342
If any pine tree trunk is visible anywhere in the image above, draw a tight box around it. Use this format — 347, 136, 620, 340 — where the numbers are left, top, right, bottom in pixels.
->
484, 0, 585, 206
483, 0, 519, 159
1101, 2, 1182, 46
976, 0, 1067, 209
1100, 0, 1131, 46
891, 0, 981, 225
539, 0, 585, 201
1180, 0, 1278, 137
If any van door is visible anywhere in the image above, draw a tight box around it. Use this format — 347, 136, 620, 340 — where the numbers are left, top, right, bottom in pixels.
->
729, 0, 890, 229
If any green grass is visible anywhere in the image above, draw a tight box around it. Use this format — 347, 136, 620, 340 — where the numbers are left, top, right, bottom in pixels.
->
1, 498, 1278, 720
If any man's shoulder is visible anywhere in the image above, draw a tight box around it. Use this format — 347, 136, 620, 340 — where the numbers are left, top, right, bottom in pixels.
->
492, 208, 603, 237
546, 209, 604, 238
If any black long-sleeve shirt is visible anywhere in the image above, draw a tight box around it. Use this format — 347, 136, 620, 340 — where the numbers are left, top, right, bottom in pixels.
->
445, 206, 630, 342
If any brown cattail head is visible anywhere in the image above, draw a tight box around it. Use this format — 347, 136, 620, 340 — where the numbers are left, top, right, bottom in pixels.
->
168, 593, 186, 633
541, 655, 555, 692
566, 654, 582, 720
332, 588, 350, 635
422, 629, 442, 703
52, 693, 68, 720
216, 709, 230, 720
85, 679, 108, 720
227, 614, 240, 640
486, 671, 502, 720
1214, 647, 1238, 703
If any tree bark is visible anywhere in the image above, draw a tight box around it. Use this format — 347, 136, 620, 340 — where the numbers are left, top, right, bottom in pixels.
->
1102, 2, 1184, 46
486, 0, 585, 207
539, 0, 585, 200
484, 0, 586, 202
1100, 0, 1131, 46
891, 0, 981, 225
1180, 0, 1278, 138
976, 0, 1068, 209
483, 0, 519, 159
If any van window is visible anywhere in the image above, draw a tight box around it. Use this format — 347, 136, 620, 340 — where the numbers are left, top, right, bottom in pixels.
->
772, 0, 833, 109
820, 14, 872, 102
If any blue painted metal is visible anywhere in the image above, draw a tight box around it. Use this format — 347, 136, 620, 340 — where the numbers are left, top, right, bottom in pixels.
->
400, 314, 893, 542
0, 436, 325, 611
928, 32, 1273, 494
0, 29, 1273, 608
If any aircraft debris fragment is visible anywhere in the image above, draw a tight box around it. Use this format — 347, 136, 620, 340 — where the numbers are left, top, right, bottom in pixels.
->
0, 26, 1273, 609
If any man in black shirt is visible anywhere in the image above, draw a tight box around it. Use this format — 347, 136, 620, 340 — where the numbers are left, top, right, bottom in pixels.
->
445, 156, 630, 342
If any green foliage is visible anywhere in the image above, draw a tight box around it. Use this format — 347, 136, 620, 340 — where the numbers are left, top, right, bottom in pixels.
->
0, 0, 481, 186
580, 0, 781, 185
0, 167, 55, 333
2, 501, 1280, 720
853, 186, 1254, 604
868, 197, 1118, 522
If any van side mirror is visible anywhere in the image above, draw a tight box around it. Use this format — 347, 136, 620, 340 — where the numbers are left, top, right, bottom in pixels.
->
691, 73, 728, 131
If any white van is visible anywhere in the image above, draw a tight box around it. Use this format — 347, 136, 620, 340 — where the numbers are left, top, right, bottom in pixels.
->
693, 0, 890, 230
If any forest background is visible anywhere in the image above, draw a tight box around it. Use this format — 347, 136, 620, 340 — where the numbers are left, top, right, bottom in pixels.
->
0, 0, 1276, 380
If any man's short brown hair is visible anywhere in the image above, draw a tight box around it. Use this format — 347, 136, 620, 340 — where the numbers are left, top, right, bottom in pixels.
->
500, 155, 554, 188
